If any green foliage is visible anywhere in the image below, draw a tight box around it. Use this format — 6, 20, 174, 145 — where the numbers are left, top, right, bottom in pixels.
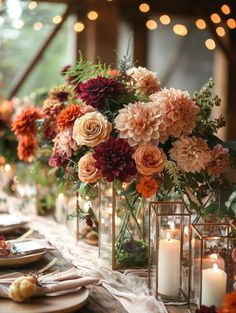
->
79, 183, 99, 201
66, 52, 110, 85
164, 161, 184, 194
115, 240, 148, 268
193, 79, 225, 136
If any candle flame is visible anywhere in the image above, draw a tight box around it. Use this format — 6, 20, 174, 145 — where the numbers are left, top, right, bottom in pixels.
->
210, 253, 218, 260
167, 232, 171, 241
213, 263, 218, 271
169, 221, 175, 231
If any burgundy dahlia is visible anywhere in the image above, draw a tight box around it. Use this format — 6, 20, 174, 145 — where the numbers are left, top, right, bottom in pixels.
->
93, 138, 137, 182
76, 77, 123, 110
195, 305, 216, 313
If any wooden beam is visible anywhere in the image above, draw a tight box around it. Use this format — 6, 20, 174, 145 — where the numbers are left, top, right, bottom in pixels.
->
7, 5, 72, 99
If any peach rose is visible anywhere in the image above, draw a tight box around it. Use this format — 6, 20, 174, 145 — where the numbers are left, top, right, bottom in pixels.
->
133, 144, 166, 176
72, 111, 112, 147
78, 153, 101, 183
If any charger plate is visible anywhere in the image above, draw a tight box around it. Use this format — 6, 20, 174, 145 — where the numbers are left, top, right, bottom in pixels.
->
0, 288, 89, 313
0, 250, 47, 267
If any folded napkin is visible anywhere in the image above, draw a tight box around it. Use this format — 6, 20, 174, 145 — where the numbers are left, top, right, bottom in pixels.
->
0, 268, 99, 300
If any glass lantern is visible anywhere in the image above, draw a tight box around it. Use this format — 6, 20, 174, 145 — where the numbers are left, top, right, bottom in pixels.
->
191, 218, 235, 309
99, 180, 150, 270
148, 200, 191, 304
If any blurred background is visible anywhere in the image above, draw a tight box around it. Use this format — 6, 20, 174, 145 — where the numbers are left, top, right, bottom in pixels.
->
0, 0, 236, 139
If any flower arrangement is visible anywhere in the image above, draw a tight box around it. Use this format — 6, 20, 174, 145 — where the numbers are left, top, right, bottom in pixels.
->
12, 55, 236, 266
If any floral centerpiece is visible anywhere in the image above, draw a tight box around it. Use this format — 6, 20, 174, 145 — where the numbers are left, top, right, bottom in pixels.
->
12, 55, 235, 268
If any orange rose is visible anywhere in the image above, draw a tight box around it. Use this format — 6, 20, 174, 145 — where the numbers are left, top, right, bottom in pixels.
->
133, 144, 166, 176
136, 176, 159, 198
78, 153, 101, 183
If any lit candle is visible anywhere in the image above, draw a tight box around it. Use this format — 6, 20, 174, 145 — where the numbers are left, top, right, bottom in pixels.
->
158, 232, 180, 297
203, 253, 225, 270
202, 263, 226, 307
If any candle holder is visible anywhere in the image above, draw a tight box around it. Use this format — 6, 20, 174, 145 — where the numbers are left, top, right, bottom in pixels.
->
148, 201, 191, 304
99, 180, 150, 270
190, 218, 235, 308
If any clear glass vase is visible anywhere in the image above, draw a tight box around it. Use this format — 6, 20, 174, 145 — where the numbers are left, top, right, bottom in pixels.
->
99, 180, 150, 270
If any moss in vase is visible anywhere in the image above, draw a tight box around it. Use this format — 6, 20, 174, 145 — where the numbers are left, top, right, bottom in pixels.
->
115, 239, 148, 268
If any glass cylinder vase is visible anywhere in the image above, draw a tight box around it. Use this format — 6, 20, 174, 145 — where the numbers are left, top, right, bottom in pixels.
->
99, 180, 150, 270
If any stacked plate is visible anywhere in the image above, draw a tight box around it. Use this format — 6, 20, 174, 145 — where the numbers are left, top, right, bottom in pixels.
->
0, 214, 28, 234
0, 239, 48, 267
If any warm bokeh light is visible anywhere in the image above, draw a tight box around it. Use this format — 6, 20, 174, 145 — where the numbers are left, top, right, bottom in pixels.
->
195, 19, 206, 30
34, 22, 43, 31
221, 4, 231, 15
28, 1, 37, 10
12, 19, 24, 29
146, 19, 157, 30
210, 13, 221, 24
4, 164, 11, 172
205, 38, 216, 50
173, 24, 188, 36
139, 3, 150, 13
74, 22, 85, 32
87, 11, 98, 21
52, 15, 62, 24
227, 18, 236, 29
58, 193, 64, 201
216, 26, 226, 37
159, 14, 170, 25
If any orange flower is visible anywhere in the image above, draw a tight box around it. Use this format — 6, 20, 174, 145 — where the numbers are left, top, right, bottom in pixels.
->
17, 136, 37, 162
108, 69, 119, 77
217, 290, 236, 313
57, 104, 82, 130
12, 107, 42, 137
136, 176, 159, 198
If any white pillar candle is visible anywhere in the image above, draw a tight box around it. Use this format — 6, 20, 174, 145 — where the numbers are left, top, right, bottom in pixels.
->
158, 232, 180, 297
202, 263, 227, 308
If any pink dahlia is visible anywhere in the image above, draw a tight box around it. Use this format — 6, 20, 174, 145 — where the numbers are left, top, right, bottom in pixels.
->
114, 101, 162, 147
150, 88, 199, 143
76, 77, 123, 110
207, 144, 230, 178
127, 66, 161, 96
169, 136, 211, 173
93, 138, 137, 182
53, 128, 78, 158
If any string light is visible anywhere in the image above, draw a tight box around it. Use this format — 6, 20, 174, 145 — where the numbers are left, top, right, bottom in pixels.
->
34, 22, 43, 30
87, 11, 98, 21
12, 19, 24, 29
195, 19, 206, 30
173, 24, 188, 36
28, 1, 37, 10
159, 14, 170, 25
146, 19, 157, 30
210, 13, 221, 24
221, 4, 230, 15
139, 3, 150, 13
52, 15, 62, 24
73, 22, 85, 32
205, 38, 216, 50
216, 26, 225, 37
227, 18, 236, 29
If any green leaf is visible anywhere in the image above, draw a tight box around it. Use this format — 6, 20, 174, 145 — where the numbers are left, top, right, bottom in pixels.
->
120, 181, 137, 196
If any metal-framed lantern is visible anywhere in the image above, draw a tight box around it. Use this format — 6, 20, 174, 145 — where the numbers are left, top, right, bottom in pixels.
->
99, 180, 150, 270
190, 218, 235, 308
148, 200, 191, 304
